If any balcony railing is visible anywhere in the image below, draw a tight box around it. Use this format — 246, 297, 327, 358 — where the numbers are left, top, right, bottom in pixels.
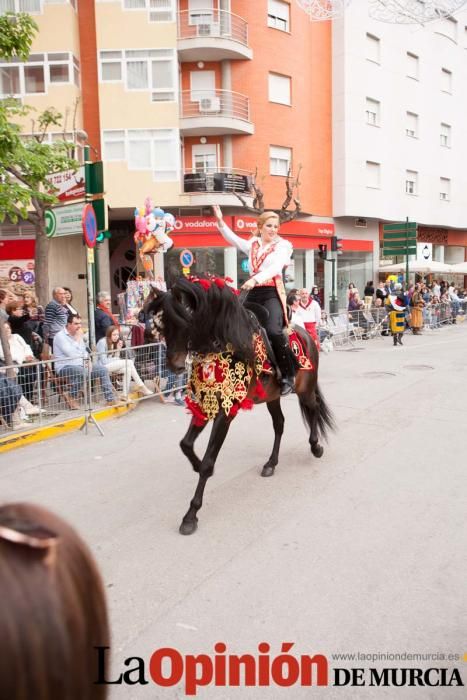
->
178, 9, 249, 48
180, 89, 250, 122
183, 168, 253, 195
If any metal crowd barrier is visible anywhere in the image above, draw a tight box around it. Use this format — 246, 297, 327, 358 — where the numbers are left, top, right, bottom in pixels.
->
0, 341, 189, 437
321, 301, 465, 350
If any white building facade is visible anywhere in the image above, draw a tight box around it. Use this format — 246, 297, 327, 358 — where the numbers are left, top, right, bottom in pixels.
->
332, 1, 467, 304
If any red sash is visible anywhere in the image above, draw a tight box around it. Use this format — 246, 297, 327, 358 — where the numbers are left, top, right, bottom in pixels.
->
250, 240, 288, 325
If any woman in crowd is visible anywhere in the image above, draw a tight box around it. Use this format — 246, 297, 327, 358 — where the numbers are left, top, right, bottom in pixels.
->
23, 290, 45, 322
410, 282, 425, 334
363, 280, 375, 309
213, 204, 296, 395
63, 287, 79, 316
0, 501, 110, 699
311, 285, 321, 305
347, 282, 358, 302
6, 300, 34, 346
96, 325, 153, 400
0, 321, 42, 409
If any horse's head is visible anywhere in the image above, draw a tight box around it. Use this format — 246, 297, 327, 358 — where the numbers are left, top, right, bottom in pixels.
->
144, 281, 201, 373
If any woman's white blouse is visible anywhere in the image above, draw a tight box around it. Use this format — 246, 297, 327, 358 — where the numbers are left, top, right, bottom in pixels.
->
217, 220, 292, 284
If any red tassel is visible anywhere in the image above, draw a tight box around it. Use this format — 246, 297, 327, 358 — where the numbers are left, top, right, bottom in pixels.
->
239, 398, 254, 411
185, 396, 208, 426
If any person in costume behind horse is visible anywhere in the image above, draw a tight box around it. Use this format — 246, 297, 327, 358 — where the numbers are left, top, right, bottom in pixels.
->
213, 205, 296, 395
298, 288, 321, 347
387, 287, 406, 346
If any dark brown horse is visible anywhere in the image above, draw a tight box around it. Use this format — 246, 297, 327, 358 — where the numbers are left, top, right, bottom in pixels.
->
147, 277, 335, 535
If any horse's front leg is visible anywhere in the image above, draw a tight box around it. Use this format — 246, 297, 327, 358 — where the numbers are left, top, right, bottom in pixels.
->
179, 413, 231, 535
180, 419, 207, 473
261, 398, 285, 477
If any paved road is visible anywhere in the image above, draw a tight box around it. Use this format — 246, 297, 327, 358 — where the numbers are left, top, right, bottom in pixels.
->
2, 325, 466, 699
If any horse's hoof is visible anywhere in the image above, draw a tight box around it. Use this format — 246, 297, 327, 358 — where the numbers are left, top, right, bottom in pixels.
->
179, 520, 198, 535
311, 443, 324, 458
261, 464, 275, 477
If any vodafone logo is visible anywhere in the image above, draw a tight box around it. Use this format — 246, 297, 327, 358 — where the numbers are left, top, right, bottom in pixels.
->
234, 217, 256, 231
173, 217, 219, 233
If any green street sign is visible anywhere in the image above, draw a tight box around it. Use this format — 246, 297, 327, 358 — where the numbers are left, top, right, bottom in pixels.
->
46, 202, 84, 237
383, 231, 417, 240
383, 248, 417, 256
383, 222, 417, 232
383, 240, 417, 249
45, 209, 56, 237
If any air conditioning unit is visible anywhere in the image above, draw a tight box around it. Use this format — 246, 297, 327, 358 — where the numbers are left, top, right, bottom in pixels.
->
199, 97, 221, 113
197, 22, 220, 37
355, 218, 367, 228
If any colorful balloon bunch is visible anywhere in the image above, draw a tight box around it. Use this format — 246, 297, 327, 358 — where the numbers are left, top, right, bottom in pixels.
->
134, 197, 175, 253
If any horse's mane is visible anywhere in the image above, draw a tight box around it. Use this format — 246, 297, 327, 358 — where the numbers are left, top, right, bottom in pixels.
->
148, 277, 258, 363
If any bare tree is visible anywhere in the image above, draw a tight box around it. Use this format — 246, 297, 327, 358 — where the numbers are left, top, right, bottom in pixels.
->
235, 165, 302, 222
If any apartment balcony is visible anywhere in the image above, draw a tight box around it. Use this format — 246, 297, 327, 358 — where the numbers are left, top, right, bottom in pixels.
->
182, 167, 254, 206
180, 90, 254, 136
177, 9, 252, 61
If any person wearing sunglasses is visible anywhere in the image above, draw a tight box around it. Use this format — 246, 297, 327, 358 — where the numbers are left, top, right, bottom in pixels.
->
0, 502, 110, 699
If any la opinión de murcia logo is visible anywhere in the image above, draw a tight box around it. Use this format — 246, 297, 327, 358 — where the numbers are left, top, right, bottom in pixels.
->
94, 645, 464, 695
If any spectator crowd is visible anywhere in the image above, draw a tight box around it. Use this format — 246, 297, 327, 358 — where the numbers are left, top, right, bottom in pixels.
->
1, 275, 466, 431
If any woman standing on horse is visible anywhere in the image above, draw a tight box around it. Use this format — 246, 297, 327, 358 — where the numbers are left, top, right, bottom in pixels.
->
212, 204, 296, 395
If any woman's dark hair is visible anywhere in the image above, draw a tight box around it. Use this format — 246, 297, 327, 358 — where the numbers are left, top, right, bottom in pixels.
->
63, 287, 73, 300
0, 502, 109, 700
5, 301, 23, 315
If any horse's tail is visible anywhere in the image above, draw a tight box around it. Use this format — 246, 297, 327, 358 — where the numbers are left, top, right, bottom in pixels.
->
299, 383, 336, 442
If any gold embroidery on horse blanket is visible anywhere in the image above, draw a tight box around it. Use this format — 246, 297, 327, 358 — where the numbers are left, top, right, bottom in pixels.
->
187, 335, 272, 422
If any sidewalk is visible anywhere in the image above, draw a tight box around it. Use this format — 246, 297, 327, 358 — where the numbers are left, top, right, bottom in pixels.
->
0, 400, 136, 454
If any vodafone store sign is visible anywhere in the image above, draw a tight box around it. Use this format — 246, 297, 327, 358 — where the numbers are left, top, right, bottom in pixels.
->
172, 216, 334, 236
173, 216, 221, 233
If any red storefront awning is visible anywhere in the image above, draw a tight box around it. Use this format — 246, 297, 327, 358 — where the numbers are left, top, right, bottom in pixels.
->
0, 239, 35, 260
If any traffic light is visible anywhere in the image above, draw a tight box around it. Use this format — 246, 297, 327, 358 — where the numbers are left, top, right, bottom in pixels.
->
318, 243, 328, 260
331, 236, 343, 254
96, 230, 111, 243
